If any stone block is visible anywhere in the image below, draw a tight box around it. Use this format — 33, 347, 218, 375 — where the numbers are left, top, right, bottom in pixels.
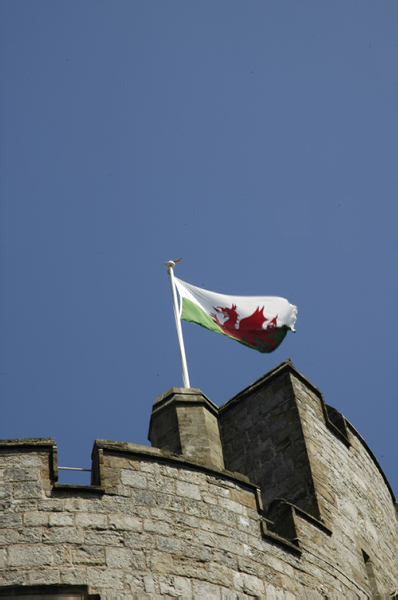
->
43, 527, 82, 545
20, 455, 43, 467
121, 469, 147, 489
147, 473, 176, 494
216, 534, 245, 556
237, 514, 259, 536
174, 512, 199, 528
1, 513, 22, 528
64, 498, 86, 512
143, 518, 171, 536
60, 567, 86, 585
202, 492, 218, 505
3, 468, 39, 482
0, 484, 11, 499
143, 573, 159, 594
52, 544, 72, 565
212, 550, 238, 570
86, 499, 119, 514
146, 550, 173, 573
11, 499, 38, 512
221, 497, 246, 515
124, 531, 155, 551
2, 568, 27, 585
115, 484, 130, 497
208, 562, 234, 587
175, 480, 201, 500
72, 545, 106, 565
233, 571, 265, 596
156, 535, 184, 555
38, 498, 64, 512
238, 555, 258, 576
194, 528, 218, 547
49, 512, 74, 527
75, 512, 107, 529
8, 544, 52, 567
125, 571, 146, 592
87, 566, 124, 590
0, 529, 18, 545
179, 469, 206, 484
24, 511, 49, 527
84, 530, 124, 546
135, 506, 151, 519
208, 505, 237, 526
28, 568, 61, 585
192, 579, 223, 597
108, 514, 142, 531
12, 482, 42, 499
105, 546, 145, 569
157, 492, 183, 512
17, 528, 41, 544
132, 489, 156, 506
183, 498, 208, 517
185, 542, 212, 562
140, 461, 160, 474
173, 556, 208, 580
158, 574, 192, 596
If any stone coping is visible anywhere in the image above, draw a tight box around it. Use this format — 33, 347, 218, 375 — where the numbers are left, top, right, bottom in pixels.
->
152, 386, 219, 416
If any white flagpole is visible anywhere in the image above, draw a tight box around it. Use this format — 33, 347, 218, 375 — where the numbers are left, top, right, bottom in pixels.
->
165, 260, 191, 388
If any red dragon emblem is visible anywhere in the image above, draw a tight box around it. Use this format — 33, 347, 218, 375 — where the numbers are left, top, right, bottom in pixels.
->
210, 304, 286, 353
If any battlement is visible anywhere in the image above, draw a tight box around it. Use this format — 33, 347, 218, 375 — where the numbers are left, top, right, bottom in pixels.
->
1, 360, 397, 598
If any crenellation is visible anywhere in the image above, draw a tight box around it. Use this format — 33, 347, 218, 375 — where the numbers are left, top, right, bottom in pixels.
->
1, 360, 397, 597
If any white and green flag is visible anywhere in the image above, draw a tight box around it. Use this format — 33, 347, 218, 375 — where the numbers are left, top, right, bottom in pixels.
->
174, 277, 297, 354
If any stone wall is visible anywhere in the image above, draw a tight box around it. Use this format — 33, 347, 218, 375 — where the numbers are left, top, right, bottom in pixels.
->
1, 360, 397, 598
219, 364, 321, 517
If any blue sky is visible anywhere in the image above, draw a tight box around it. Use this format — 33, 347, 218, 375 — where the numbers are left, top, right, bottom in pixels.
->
1, 1, 397, 495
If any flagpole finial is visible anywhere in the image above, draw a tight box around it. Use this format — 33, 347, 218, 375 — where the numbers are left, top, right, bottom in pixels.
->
165, 258, 182, 270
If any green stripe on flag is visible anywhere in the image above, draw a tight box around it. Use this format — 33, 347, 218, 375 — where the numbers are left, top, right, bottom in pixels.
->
180, 298, 224, 335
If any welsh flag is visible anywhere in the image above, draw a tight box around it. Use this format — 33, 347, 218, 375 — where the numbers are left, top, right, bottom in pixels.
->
174, 277, 297, 354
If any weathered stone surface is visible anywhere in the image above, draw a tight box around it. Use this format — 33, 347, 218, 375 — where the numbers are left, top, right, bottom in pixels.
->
86, 566, 124, 589
75, 512, 107, 529
27, 568, 60, 585
72, 545, 105, 565
42, 527, 82, 545
106, 546, 145, 569
12, 482, 43, 499
149, 388, 225, 469
1, 513, 23, 529
120, 469, 147, 489
24, 511, 49, 527
60, 567, 86, 584
8, 544, 52, 567
3, 468, 39, 482
108, 514, 141, 531
49, 512, 74, 527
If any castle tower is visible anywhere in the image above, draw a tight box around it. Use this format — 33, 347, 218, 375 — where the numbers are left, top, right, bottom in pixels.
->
1, 360, 397, 598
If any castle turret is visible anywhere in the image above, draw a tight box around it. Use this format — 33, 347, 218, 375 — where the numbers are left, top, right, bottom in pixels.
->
148, 387, 224, 470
